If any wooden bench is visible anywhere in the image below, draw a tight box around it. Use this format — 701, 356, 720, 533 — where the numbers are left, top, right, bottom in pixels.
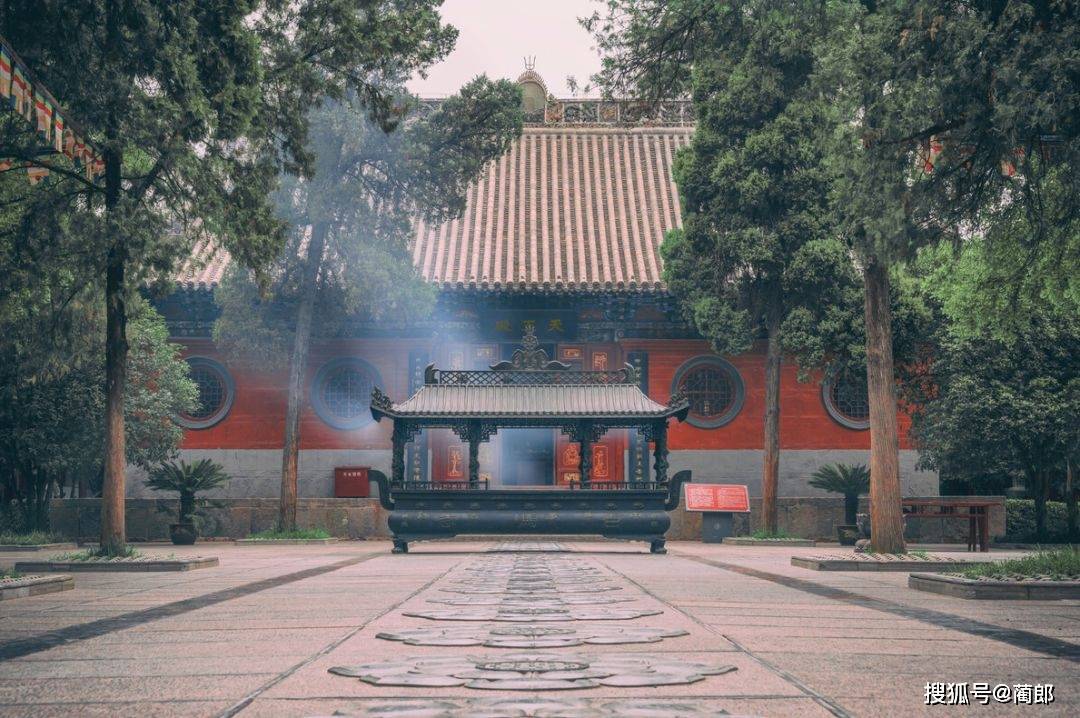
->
902, 499, 994, 552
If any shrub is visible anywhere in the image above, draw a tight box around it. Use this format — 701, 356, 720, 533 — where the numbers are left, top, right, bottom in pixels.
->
0, 531, 65, 545
53, 545, 142, 561
1003, 499, 1070, 543
959, 546, 1080, 580
146, 459, 230, 525
246, 527, 331, 540
809, 463, 870, 525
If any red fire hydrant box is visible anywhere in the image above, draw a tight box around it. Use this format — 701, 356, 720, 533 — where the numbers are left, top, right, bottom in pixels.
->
334, 467, 370, 498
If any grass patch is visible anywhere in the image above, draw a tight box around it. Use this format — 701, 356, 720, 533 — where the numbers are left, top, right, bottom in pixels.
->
245, 527, 331, 541
1, 568, 21, 579
0, 531, 66, 545
746, 529, 796, 540
957, 546, 1080, 580
51, 545, 143, 561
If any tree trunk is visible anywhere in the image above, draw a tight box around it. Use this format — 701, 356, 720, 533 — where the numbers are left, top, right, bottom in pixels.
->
179, 490, 195, 524
100, 148, 128, 555
279, 223, 328, 532
1033, 469, 1049, 541
1066, 458, 1077, 540
762, 308, 782, 535
862, 258, 905, 553
844, 494, 858, 526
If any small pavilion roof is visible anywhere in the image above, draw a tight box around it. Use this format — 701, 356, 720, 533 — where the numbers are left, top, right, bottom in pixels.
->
372, 383, 686, 422
371, 338, 689, 424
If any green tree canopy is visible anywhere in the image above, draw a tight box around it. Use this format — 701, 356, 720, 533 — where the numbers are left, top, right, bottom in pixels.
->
1, 0, 471, 551
649, 1, 858, 532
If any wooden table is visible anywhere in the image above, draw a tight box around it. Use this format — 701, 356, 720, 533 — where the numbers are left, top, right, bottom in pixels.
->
902, 499, 995, 552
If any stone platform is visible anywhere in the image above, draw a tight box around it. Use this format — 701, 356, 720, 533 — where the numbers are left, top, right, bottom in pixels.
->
909, 572, 1080, 600
791, 552, 992, 572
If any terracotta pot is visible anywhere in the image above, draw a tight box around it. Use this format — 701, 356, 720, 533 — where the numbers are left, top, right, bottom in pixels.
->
170, 522, 197, 545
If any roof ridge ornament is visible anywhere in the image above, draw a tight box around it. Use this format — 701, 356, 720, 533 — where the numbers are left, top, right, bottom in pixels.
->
490, 324, 570, 371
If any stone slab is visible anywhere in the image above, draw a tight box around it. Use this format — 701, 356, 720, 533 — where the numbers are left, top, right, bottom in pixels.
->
0, 543, 78, 552
791, 554, 990, 572
14, 557, 218, 573
0, 574, 74, 600
235, 538, 338, 545
723, 537, 815, 547
909, 572, 1080, 600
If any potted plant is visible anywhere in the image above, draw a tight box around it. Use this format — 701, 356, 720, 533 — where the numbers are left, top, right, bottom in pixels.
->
809, 463, 870, 546
146, 459, 230, 545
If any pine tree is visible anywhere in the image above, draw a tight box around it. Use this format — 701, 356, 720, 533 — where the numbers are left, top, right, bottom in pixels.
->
1, 0, 462, 553
587, 0, 857, 533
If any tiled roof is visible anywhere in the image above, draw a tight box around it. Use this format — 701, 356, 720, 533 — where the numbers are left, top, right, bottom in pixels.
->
414, 127, 690, 293
175, 239, 231, 291
176, 126, 692, 293
374, 384, 681, 420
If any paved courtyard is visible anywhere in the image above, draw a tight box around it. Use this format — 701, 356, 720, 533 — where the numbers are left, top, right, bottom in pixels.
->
0, 541, 1076, 717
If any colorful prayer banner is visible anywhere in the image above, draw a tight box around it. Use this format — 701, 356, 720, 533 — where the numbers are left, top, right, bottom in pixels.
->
0, 36, 106, 183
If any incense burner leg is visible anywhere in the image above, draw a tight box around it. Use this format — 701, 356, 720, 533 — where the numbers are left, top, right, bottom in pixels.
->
650, 537, 667, 554
392, 538, 409, 554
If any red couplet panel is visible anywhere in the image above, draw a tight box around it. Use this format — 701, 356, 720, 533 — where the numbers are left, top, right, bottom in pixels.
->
334, 467, 370, 498
684, 484, 750, 513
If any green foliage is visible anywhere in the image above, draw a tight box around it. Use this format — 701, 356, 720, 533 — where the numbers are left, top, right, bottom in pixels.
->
2, 0, 469, 283
748, 529, 795, 540
146, 459, 230, 524
146, 460, 231, 496
246, 527, 331, 540
0, 531, 65, 546
53, 545, 142, 561
958, 546, 1080, 580
907, 318, 1078, 501
0, 291, 196, 529
822, 1, 1078, 267
1003, 500, 1072, 544
810, 463, 870, 525
809, 463, 871, 498
654, 2, 857, 370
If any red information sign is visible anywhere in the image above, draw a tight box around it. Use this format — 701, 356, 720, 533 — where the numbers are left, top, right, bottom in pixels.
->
684, 484, 750, 513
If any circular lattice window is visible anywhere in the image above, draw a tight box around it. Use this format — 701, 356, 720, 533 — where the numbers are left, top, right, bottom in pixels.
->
176, 357, 235, 429
311, 358, 383, 430
671, 356, 745, 429
822, 369, 870, 430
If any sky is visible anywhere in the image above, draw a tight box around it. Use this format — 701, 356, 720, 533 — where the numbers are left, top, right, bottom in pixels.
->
408, 0, 602, 98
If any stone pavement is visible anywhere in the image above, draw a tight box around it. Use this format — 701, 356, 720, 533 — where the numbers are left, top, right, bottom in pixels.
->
0, 541, 1075, 717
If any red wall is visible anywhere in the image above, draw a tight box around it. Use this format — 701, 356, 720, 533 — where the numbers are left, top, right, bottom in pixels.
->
179, 338, 425, 451
621, 338, 915, 451
179, 337, 914, 453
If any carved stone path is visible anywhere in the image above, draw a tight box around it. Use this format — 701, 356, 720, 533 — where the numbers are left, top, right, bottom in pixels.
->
0, 540, 1070, 717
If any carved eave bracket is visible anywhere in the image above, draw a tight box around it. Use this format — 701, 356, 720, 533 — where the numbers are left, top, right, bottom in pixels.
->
370, 386, 394, 422
667, 389, 691, 422
451, 421, 500, 445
